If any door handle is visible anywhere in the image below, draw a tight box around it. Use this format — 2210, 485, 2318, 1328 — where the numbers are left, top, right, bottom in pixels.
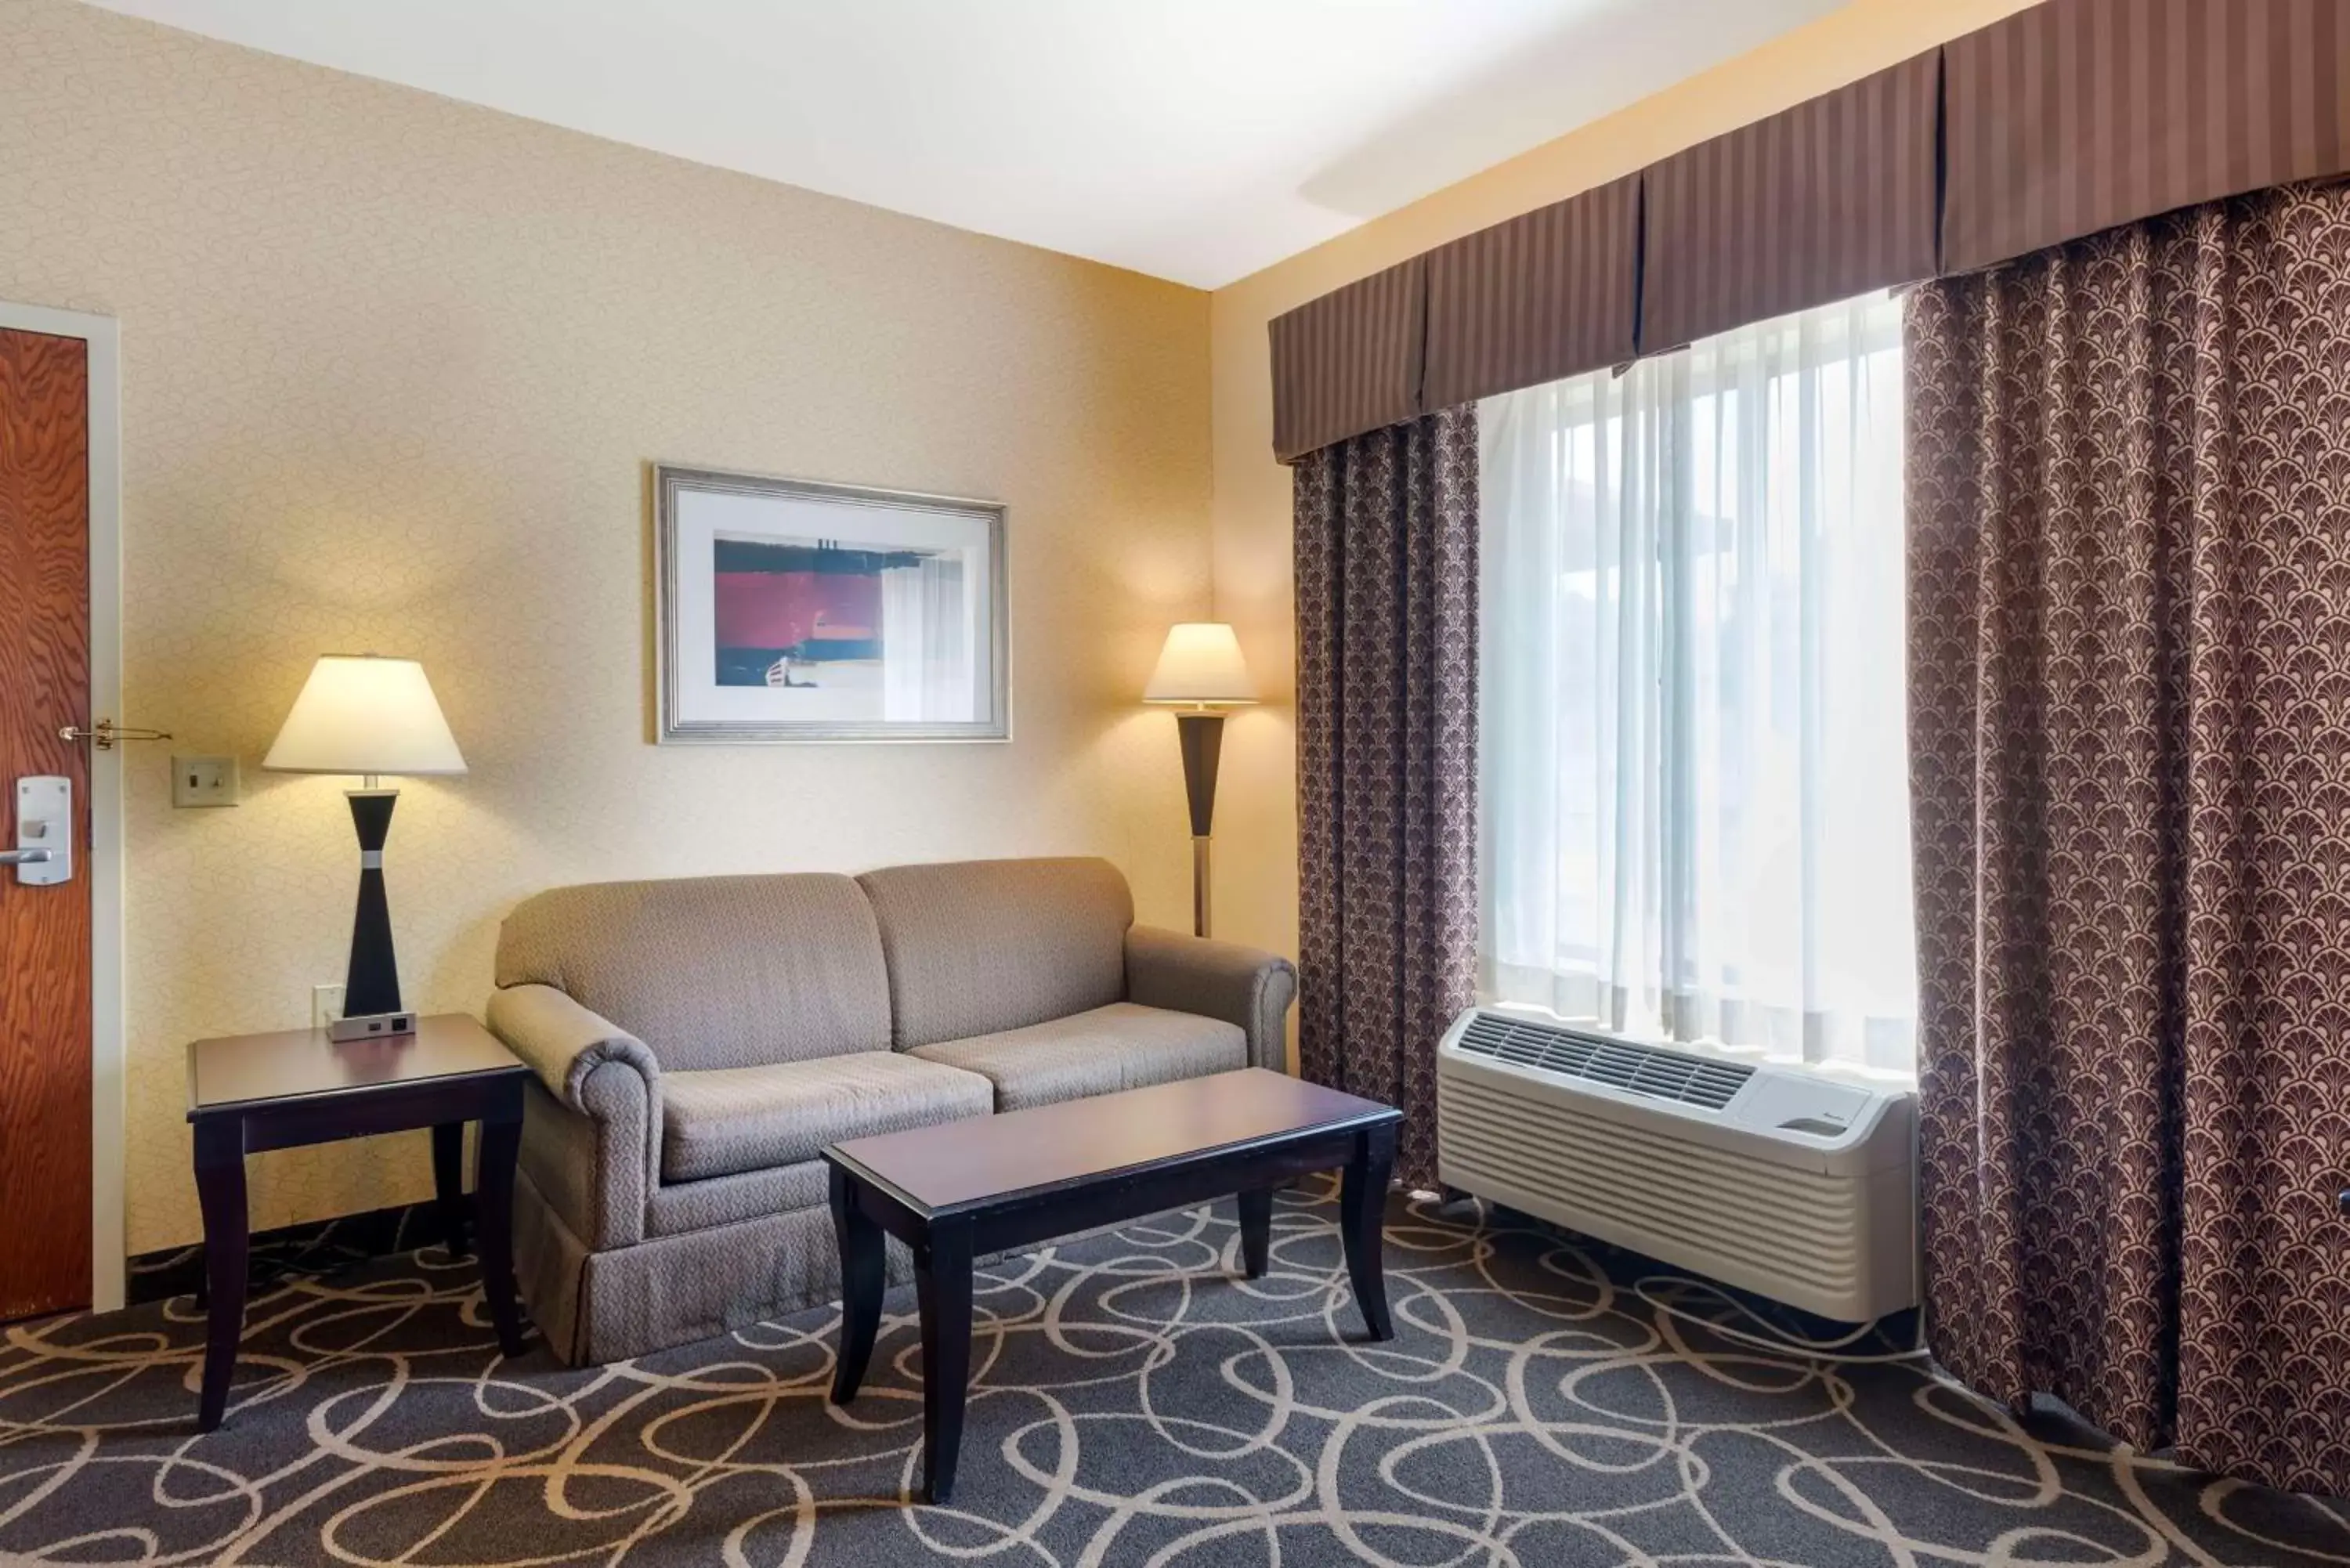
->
11, 777, 71, 885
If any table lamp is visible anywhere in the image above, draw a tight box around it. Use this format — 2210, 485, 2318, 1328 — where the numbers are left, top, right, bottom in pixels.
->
1144, 623, 1257, 938
263, 654, 466, 1041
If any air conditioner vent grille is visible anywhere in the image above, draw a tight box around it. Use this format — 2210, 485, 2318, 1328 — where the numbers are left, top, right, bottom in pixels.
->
1456, 1012, 1754, 1111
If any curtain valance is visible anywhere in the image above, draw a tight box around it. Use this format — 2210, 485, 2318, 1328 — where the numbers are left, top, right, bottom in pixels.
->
1419, 175, 1640, 411
1943, 0, 2350, 272
1269, 0, 2350, 462
1267, 258, 1424, 464
1641, 53, 1939, 353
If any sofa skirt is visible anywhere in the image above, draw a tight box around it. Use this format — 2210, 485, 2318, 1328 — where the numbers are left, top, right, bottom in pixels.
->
512, 1165, 915, 1365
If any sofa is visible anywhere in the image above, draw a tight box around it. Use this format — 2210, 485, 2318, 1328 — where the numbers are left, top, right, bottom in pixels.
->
483, 855, 1297, 1364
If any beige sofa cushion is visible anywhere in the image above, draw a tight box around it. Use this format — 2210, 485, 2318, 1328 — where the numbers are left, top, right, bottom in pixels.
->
661, 1052, 993, 1183
858, 856, 1133, 1050
497, 873, 891, 1072
909, 1002, 1246, 1113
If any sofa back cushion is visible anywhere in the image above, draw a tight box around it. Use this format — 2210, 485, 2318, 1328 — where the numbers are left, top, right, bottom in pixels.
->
857, 857, 1133, 1050
496, 873, 891, 1071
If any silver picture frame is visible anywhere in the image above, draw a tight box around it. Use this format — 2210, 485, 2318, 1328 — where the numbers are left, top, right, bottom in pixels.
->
653, 463, 1010, 743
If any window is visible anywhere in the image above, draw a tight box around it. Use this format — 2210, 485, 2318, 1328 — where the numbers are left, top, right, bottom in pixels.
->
1477, 291, 1915, 1074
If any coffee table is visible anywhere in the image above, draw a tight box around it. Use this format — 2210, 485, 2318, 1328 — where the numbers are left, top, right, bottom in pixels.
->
822, 1066, 1401, 1505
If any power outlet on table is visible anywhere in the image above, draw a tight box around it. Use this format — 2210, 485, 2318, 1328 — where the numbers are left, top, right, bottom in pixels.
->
312, 985, 345, 1032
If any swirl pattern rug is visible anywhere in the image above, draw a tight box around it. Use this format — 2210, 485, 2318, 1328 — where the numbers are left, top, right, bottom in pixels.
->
3, 1187, 2345, 1566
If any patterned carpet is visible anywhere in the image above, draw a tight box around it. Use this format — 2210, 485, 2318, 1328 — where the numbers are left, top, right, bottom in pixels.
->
2, 1185, 2345, 1566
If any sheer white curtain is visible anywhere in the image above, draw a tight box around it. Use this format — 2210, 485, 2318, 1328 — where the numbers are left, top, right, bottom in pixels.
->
881, 555, 974, 723
1478, 290, 1915, 1073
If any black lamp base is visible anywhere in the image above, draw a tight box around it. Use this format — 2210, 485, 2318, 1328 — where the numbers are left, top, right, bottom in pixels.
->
1176, 712, 1225, 938
343, 788, 406, 1024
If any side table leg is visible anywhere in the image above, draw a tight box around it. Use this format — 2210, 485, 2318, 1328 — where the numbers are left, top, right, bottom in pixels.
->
431, 1122, 470, 1259
830, 1165, 884, 1404
473, 1104, 530, 1358
1339, 1122, 1397, 1342
1236, 1187, 1274, 1279
914, 1219, 974, 1506
193, 1121, 248, 1433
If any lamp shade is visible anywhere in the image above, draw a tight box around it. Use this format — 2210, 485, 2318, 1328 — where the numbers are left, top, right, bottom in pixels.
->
262, 655, 467, 776
1144, 623, 1258, 706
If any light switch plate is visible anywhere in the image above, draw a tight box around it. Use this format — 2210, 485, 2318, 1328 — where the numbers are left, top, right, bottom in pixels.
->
171, 755, 240, 808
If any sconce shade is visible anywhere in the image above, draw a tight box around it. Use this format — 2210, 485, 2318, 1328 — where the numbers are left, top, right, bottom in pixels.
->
263, 655, 467, 776
1144, 623, 1258, 706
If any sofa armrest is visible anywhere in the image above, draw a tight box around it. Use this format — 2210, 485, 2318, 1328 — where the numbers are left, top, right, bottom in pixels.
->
487, 984, 660, 1110
488, 984, 659, 1251
1125, 925, 1298, 1073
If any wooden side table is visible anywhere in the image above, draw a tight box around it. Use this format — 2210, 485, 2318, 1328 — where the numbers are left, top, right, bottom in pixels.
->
184, 1013, 532, 1432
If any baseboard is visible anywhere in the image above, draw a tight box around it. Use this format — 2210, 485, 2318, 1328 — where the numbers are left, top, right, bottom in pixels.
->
125, 1199, 450, 1306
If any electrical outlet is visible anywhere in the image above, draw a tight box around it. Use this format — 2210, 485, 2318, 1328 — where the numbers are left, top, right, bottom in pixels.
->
312, 985, 345, 1031
171, 755, 240, 808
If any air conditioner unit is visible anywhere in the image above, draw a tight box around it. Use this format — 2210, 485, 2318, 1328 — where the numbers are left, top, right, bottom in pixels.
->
1437, 1006, 1918, 1323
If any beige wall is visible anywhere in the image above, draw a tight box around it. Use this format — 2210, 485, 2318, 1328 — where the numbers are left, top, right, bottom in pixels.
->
0, 0, 2046, 1259
1, 0, 1211, 1253
1203, 0, 2046, 970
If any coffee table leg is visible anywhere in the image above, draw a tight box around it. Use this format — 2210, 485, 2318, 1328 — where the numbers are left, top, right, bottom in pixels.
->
915, 1219, 974, 1505
829, 1165, 884, 1404
432, 1122, 469, 1259
1339, 1122, 1397, 1342
1236, 1187, 1273, 1279
193, 1119, 248, 1433
473, 1104, 530, 1358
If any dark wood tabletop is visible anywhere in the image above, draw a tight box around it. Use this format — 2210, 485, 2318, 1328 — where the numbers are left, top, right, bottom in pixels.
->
826, 1067, 1395, 1219
187, 1013, 525, 1115
823, 1065, 1401, 1504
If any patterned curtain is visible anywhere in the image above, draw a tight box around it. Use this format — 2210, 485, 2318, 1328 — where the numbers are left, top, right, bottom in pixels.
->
1908, 179, 2350, 1496
1292, 407, 1478, 1191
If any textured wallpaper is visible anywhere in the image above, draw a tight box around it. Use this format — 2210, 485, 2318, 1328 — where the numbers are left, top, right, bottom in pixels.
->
0, 0, 1213, 1252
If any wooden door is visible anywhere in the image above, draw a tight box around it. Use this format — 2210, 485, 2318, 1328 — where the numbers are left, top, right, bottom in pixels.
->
0, 327, 93, 1321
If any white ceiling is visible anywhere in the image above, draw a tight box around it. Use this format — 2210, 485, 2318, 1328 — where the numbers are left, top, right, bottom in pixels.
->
84, 0, 1841, 289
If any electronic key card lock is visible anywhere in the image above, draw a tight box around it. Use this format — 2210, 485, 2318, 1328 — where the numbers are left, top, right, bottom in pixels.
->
4, 776, 73, 886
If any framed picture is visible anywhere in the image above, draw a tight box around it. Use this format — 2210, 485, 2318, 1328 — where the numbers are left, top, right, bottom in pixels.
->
653, 464, 1009, 743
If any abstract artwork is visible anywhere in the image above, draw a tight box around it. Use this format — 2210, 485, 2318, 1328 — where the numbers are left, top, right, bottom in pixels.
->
655, 464, 1007, 742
